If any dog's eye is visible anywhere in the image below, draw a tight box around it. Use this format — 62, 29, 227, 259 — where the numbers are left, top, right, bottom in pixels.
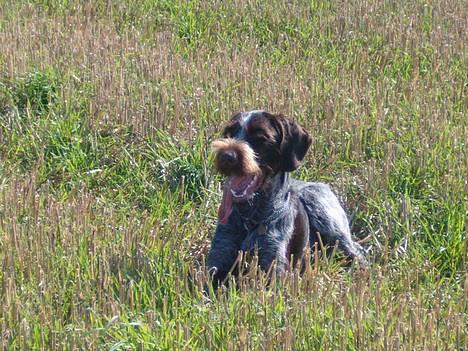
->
249, 134, 269, 143
222, 123, 240, 138
253, 135, 267, 142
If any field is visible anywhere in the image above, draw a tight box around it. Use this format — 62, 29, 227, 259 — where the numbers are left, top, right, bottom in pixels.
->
0, 0, 465, 350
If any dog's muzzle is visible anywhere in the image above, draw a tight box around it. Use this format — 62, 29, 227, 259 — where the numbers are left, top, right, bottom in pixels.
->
211, 138, 264, 224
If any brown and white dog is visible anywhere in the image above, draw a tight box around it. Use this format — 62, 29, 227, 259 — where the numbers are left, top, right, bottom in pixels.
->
208, 110, 368, 286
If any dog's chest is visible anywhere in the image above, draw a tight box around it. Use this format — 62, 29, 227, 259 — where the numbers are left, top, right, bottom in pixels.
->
239, 205, 296, 253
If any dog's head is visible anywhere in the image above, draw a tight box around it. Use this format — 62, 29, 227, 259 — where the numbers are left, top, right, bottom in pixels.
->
212, 110, 312, 224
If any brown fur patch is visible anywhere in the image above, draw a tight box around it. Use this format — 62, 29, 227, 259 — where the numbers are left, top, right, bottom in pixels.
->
212, 138, 261, 176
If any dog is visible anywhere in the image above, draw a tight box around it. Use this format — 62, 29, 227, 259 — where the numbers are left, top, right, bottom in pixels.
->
207, 110, 368, 286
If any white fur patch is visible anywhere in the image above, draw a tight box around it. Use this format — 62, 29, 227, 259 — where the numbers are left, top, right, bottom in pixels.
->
240, 110, 264, 126
237, 110, 264, 138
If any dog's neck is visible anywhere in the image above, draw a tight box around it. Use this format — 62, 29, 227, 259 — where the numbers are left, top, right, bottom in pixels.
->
234, 172, 291, 227
262, 172, 290, 202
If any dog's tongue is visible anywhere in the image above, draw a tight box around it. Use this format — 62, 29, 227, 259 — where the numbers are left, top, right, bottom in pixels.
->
218, 185, 233, 225
218, 175, 255, 224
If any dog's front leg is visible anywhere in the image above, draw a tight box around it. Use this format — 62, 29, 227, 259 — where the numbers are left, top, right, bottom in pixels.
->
242, 229, 289, 275
207, 221, 246, 287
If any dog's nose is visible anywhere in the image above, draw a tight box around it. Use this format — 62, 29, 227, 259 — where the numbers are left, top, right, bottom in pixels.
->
219, 150, 238, 164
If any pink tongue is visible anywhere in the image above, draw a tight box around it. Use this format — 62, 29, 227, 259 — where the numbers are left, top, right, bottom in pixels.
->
218, 185, 233, 225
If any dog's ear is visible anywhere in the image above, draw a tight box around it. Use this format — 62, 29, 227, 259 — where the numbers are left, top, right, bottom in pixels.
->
273, 115, 312, 172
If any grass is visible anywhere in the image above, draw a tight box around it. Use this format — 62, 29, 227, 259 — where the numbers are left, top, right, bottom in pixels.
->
0, 0, 465, 349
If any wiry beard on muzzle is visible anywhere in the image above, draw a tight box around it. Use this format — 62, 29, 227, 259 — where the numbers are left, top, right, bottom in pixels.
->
211, 138, 261, 176
211, 138, 264, 224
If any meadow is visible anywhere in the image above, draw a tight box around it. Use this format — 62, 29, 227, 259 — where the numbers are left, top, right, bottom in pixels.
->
0, 0, 465, 349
